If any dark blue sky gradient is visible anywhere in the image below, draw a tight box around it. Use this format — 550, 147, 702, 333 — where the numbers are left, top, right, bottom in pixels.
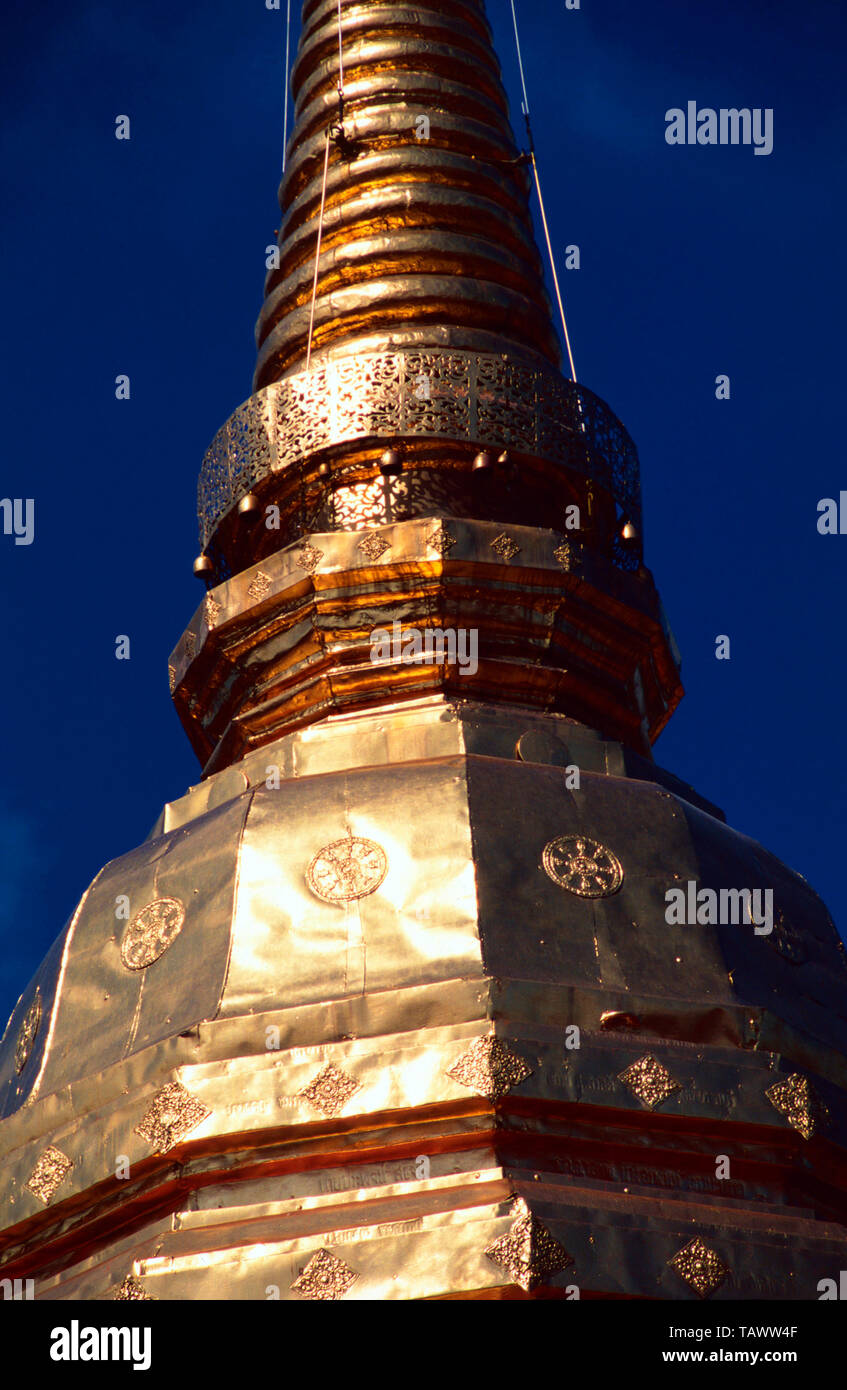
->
1, 0, 845, 1026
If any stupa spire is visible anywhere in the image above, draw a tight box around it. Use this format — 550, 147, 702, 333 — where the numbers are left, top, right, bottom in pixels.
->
255, 0, 561, 385
1, 0, 846, 1311
172, 1, 683, 774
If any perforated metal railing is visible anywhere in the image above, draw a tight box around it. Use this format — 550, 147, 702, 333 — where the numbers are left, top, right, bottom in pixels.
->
197, 349, 643, 568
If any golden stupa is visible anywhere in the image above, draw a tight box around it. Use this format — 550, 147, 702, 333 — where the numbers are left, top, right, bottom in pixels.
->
1, 0, 846, 1301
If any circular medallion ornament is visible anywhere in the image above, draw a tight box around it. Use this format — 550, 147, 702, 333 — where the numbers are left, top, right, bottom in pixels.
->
120, 898, 186, 970
763, 907, 807, 965
542, 835, 623, 898
14, 989, 42, 1074
307, 836, 388, 904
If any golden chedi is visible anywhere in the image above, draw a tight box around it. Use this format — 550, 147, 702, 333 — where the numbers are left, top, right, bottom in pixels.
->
1, 0, 846, 1301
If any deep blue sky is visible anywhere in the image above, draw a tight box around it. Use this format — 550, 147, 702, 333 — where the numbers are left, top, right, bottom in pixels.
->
1, 0, 845, 1027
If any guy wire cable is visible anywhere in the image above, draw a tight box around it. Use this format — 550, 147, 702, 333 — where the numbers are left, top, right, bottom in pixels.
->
307, 2, 347, 370
506, 0, 578, 380
305, 129, 332, 372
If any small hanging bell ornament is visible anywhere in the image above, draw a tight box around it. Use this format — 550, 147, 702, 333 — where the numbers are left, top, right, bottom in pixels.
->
380, 448, 403, 475
237, 493, 261, 520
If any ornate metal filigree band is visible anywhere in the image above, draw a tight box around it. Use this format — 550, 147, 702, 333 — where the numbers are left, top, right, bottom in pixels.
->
197, 349, 642, 556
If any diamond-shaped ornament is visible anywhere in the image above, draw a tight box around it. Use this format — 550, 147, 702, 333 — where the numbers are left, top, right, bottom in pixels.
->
134, 1081, 212, 1154
358, 532, 390, 562
426, 524, 457, 556
490, 533, 520, 561
291, 1248, 358, 1300
766, 1073, 827, 1140
485, 1198, 573, 1292
204, 594, 222, 629
670, 1237, 729, 1298
113, 1274, 154, 1301
25, 1146, 73, 1206
619, 1055, 681, 1110
247, 570, 272, 600
446, 1035, 533, 1102
296, 542, 324, 574
299, 1063, 361, 1118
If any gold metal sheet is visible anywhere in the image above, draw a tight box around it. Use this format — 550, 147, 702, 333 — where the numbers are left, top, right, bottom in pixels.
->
31, 793, 249, 1097
2, 975, 844, 1217
0, 1018, 785, 1232
32, 1212, 177, 1301
104, 1197, 847, 1301
151, 1171, 511, 1263
3, 979, 845, 1255
2, 995, 845, 1297
162, 1017, 489, 1139
174, 510, 678, 763
155, 699, 607, 841
119, 1196, 519, 1301
289, 697, 464, 783
220, 757, 480, 1017
465, 755, 734, 1000
158, 766, 249, 836
181, 1147, 496, 1218
0, 975, 493, 1183
30, 1161, 847, 1300
0, 920, 74, 1118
